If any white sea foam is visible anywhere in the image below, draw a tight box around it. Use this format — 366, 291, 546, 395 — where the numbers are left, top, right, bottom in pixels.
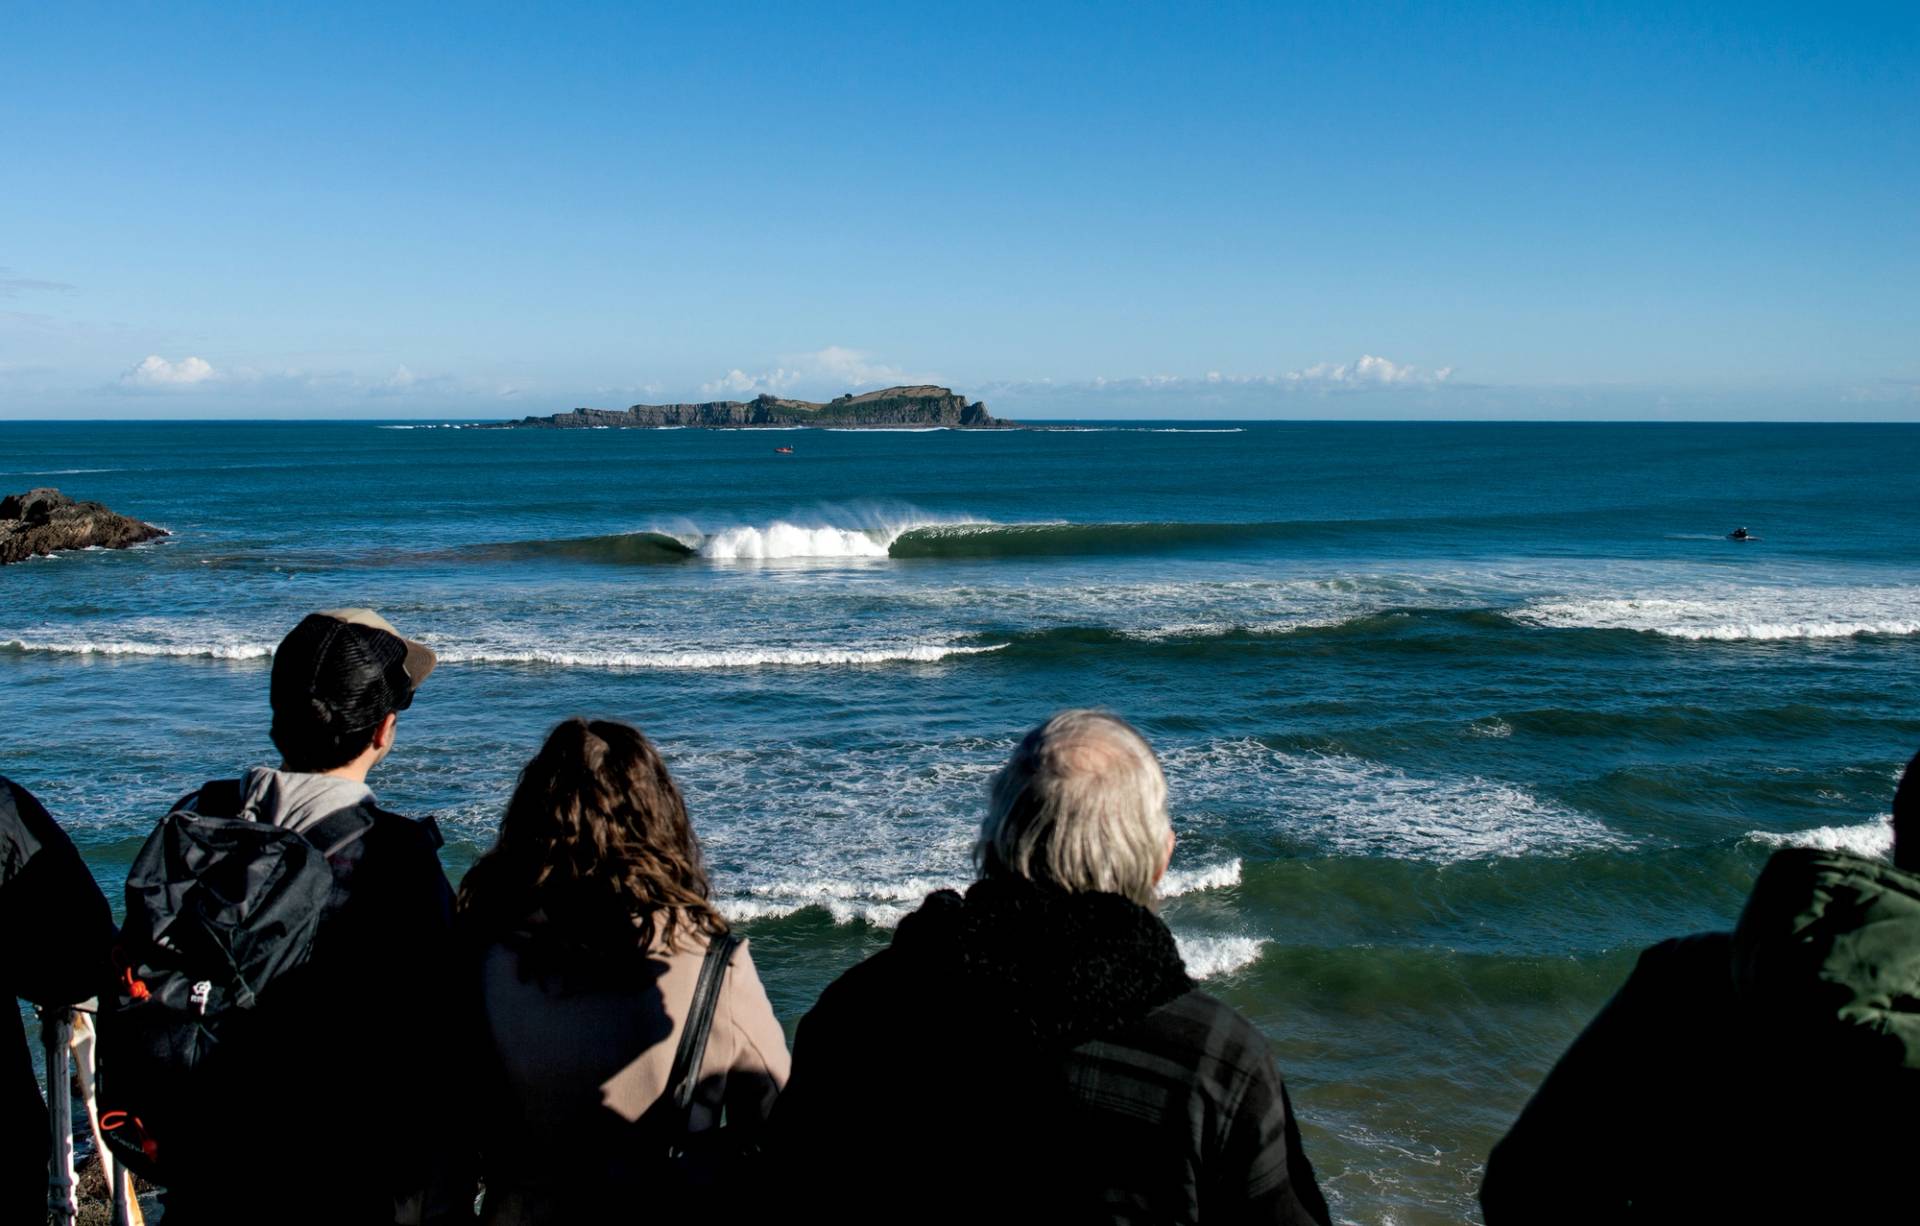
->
1521, 589, 1920, 641
639, 506, 986, 560
695, 523, 893, 560
718, 874, 969, 927
1118, 616, 1348, 642
716, 859, 1246, 929
719, 895, 918, 927
1173, 934, 1267, 978
0, 637, 273, 660
720, 889, 1269, 980
678, 734, 1622, 942
436, 642, 1005, 670
1745, 816, 1893, 859
1161, 740, 1623, 862
1664, 621, 1920, 641
2, 633, 1002, 671
1160, 859, 1243, 896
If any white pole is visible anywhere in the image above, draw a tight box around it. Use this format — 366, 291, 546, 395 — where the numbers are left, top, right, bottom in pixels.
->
111, 1162, 138, 1226
43, 1006, 77, 1226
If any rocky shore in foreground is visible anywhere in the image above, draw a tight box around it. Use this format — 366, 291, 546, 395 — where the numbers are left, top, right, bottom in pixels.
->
487, 384, 1015, 429
0, 488, 168, 565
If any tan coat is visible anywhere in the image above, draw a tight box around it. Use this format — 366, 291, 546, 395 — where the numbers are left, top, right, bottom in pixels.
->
475, 929, 789, 1224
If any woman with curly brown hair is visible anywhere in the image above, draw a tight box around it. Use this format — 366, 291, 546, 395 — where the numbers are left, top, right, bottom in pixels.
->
457, 718, 788, 1224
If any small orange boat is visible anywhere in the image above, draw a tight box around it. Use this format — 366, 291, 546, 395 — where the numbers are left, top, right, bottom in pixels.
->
773, 445, 794, 454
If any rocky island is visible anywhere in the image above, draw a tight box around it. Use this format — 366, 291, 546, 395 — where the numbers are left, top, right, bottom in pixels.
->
488, 384, 1013, 429
1, 488, 169, 565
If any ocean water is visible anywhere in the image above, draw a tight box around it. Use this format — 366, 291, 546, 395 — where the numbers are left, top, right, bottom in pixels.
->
5, 419, 1917, 1223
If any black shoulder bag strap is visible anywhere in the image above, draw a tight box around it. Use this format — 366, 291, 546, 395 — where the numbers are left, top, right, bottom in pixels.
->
668, 931, 742, 1115
302, 805, 378, 857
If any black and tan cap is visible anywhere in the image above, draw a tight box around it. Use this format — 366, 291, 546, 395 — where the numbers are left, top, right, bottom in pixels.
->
270, 608, 437, 735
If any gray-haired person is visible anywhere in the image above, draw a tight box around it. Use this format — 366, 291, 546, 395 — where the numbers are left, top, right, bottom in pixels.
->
772, 710, 1331, 1224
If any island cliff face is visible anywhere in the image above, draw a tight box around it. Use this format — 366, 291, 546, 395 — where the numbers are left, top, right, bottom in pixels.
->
1, 488, 168, 565
490, 385, 1012, 429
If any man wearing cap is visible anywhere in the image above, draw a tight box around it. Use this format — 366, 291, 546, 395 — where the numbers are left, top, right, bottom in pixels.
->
158, 610, 467, 1226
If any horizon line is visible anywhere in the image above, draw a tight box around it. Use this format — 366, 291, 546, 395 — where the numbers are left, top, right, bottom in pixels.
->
4, 415, 1919, 426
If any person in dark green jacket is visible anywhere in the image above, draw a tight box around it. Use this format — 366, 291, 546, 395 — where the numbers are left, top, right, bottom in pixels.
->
3, 777, 115, 1225
1481, 749, 1920, 1222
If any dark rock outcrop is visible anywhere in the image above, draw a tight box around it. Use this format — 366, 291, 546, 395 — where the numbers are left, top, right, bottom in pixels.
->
489, 384, 1014, 429
0, 488, 168, 565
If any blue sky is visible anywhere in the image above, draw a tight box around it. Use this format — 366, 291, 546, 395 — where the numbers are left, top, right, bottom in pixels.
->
2, 2, 1914, 419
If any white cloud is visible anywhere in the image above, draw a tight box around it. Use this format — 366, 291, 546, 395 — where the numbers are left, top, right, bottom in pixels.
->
110, 355, 518, 403
1030, 356, 1457, 396
700, 346, 930, 398
703, 367, 784, 396
1282, 354, 1448, 386
121, 354, 218, 387
810, 345, 914, 387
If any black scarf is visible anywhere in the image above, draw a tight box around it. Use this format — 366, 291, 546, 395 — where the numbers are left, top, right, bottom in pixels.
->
888, 875, 1194, 1048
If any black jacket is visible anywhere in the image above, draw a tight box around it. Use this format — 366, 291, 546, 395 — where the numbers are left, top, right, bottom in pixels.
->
772, 877, 1330, 1224
1481, 848, 1920, 1223
154, 778, 466, 1226
2, 777, 116, 1225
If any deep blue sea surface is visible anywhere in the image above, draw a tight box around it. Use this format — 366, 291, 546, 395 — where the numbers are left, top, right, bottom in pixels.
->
5, 420, 1918, 1222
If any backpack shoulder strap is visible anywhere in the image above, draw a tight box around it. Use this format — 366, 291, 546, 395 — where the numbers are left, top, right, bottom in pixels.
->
302, 804, 377, 858
184, 778, 244, 818
668, 931, 742, 1112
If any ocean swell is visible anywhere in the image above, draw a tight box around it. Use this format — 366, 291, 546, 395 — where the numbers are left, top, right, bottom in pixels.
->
450, 515, 1407, 565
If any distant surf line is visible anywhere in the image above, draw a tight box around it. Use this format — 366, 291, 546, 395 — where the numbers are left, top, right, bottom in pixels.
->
449, 516, 1376, 564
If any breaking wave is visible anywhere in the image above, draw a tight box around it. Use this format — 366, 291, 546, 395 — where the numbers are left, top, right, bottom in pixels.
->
435, 643, 1005, 670
449, 515, 1425, 565
0, 637, 273, 661
0, 637, 1003, 671
1745, 817, 1893, 859
1160, 859, 1244, 896
713, 865, 1260, 981
715, 857, 1244, 929
1519, 590, 1920, 642
1173, 934, 1268, 978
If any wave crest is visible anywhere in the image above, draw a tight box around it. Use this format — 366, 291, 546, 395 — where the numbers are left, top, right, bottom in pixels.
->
1174, 934, 1267, 979
1745, 817, 1893, 859
1521, 592, 1920, 642
1, 638, 272, 661
422, 643, 1005, 671
2, 637, 1003, 671
454, 515, 1385, 565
